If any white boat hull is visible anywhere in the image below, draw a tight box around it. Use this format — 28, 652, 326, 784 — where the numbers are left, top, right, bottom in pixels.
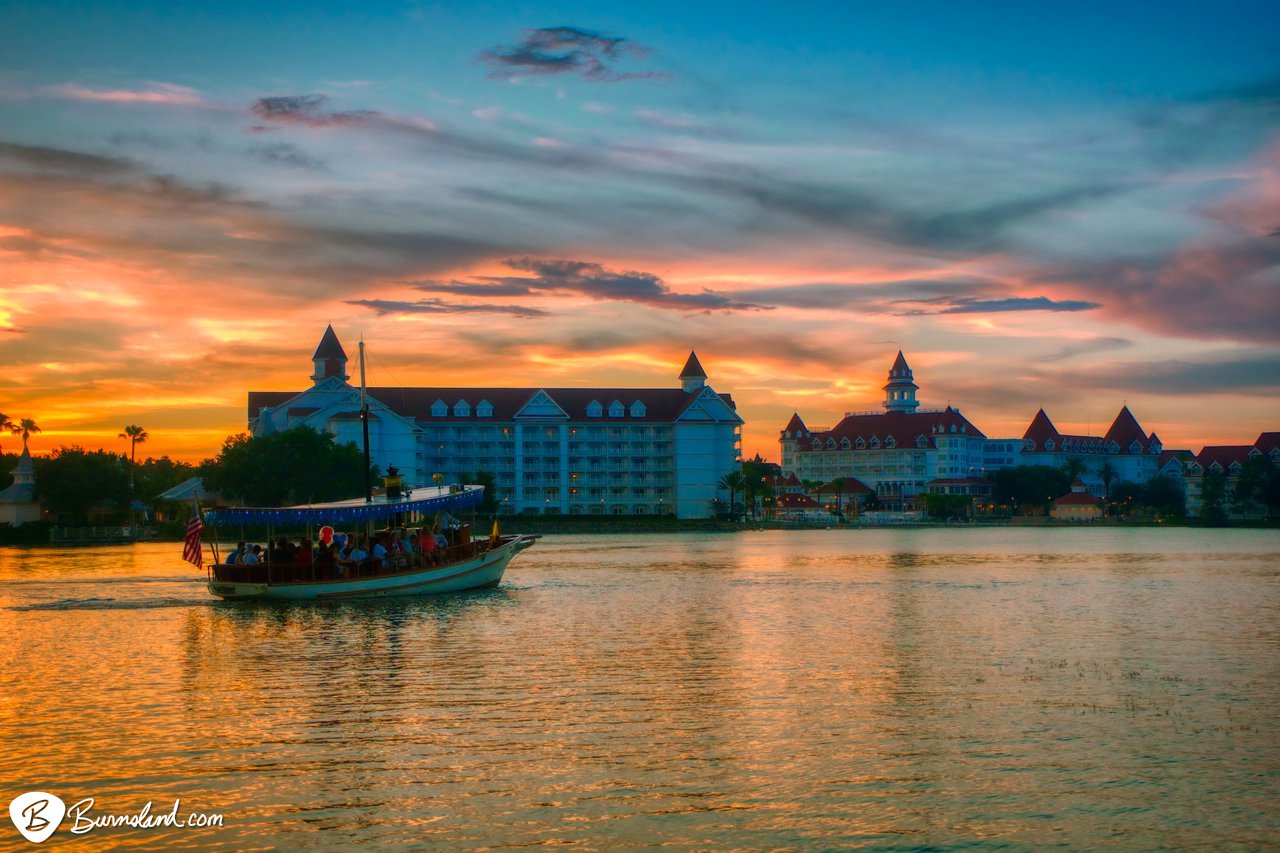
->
207, 535, 536, 601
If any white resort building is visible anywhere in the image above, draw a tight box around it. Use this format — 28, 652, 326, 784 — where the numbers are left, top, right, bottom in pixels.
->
779, 352, 990, 510
247, 327, 744, 518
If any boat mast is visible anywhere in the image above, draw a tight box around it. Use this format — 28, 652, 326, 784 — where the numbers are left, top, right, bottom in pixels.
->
359, 337, 372, 503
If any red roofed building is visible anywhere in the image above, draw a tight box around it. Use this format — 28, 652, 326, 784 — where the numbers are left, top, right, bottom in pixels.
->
1051, 480, 1104, 521
779, 352, 988, 510
1017, 406, 1162, 496
248, 328, 744, 518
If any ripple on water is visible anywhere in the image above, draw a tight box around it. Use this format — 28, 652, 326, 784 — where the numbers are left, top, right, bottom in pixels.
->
0, 530, 1277, 849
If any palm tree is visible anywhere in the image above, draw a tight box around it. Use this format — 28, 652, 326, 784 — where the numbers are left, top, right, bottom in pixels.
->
1099, 461, 1118, 500
9, 417, 40, 448
719, 471, 745, 519
0, 413, 12, 453
119, 424, 149, 490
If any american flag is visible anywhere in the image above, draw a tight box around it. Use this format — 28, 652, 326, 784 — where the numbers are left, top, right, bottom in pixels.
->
182, 504, 203, 569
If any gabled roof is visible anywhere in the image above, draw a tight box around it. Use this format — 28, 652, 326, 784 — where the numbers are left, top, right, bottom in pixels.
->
1195, 445, 1252, 471
1254, 432, 1280, 454
781, 412, 808, 437
250, 385, 737, 425
827, 475, 874, 494
1104, 406, 1150, 454
1022, 408, 1060, 446
312, 324, 347, 361
1159, 449, 1194, 468
679, 350, 707, 379
797, 407, 984, 453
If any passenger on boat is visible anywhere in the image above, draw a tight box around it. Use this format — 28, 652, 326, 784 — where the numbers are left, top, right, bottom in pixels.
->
316, 541, 338, 578
371, 534, 389, 569
243, 544, 263, 564
226, 541, 246, 564
270, 536, 296, 566
420, 529, 439, 565
294, 537, 313, 567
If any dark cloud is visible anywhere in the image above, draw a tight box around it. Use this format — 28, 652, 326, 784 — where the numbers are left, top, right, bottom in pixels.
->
345, 298, 547, 318
1039, 234, 1280, 344
1076, 354, 1280, 395
479, 26, 664, 83
414, 257, 768, 313
244, 141, 324, 170
0, 141, 134, 176
685, 165, 1134, 254
249, 95, 375, 127
935, 296, 1100, 314
736, 278, 1100, 316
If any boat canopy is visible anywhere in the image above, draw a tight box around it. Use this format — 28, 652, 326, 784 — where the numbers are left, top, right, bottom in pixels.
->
204, 485, 484, 526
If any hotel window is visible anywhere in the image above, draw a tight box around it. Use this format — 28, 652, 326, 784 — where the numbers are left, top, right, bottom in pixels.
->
855, 437, 865, 449
609, 401, 625, 418
1045, 439, 1055, 451
917, 436, 928, 448
454, 400, 470, 417
870, 436, 880, 448
885, 436, 896, 448
431, 400, 448, 417
630, 401, 646, 417
840, 438, 851, 449
476, 400, 493, 418
587, 401, 603, 418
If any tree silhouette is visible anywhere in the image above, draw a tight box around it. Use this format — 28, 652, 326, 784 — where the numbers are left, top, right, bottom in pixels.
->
119, 424, 149, 491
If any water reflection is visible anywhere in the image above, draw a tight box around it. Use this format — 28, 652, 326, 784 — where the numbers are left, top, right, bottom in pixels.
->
0, 530, 1277, 848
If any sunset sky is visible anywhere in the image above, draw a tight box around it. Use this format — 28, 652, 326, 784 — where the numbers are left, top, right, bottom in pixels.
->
2, 1, 1278, 464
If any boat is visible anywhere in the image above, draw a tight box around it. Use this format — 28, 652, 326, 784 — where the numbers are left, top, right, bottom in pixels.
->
195, 335, 538, 601
201, 487, 538, 601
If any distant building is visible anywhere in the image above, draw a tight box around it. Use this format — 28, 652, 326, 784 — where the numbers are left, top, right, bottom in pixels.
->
247, 327, 744, 519
1051, 479, 1104, 521
1182, 432, 1280, 518
1017, 406, 1163, 496
779, 352, 988, 511
0, 445, 40, 526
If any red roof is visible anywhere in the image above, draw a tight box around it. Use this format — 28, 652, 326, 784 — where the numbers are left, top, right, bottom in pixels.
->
1104, 406, 1150, 454
312, 324, 347, 361
251, 386, 735, 425
781, 412, 808, 437
1022, 408, 1060, 446
798, 407, 985, 452
679, 350, 707, 379
1054, 491, 1103, 506
1254, 432, 1280, 454
827, 475, 873, 494
1195, 445, 1251, 471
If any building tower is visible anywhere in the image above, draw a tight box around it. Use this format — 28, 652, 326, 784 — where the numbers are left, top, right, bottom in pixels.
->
311, 324, 349, 385
680, 350, 707, 393
882, 350, 920, 413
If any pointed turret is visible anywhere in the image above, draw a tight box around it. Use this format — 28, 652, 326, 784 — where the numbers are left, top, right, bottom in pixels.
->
1105, 406, 1148, 454
311, 325, 349, 385
10, 444, 34, 485
882, 350, 919, 412
1022, 408, 1060, 449
680, 350, 707, 393
782, 412, 808, 439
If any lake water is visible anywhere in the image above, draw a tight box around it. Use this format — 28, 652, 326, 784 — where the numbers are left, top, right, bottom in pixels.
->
1, 528, 1277, 850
